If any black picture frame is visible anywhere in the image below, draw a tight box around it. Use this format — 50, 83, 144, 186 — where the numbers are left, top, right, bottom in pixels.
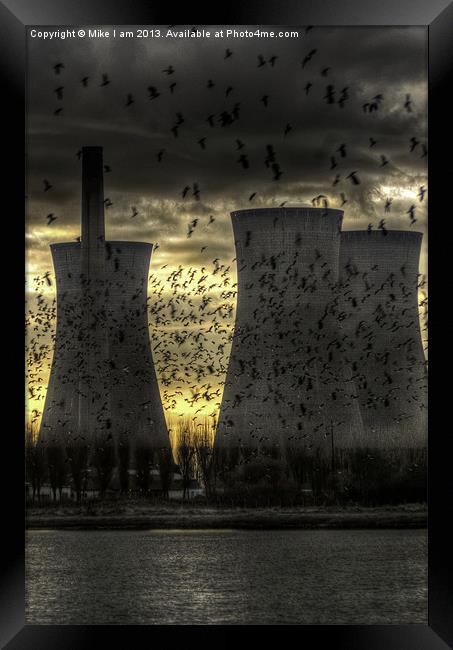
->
2, 0, 452, 647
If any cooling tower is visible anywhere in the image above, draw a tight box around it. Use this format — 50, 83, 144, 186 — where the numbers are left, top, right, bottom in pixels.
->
39, 147, 169, 452
215, 207, 363, 453
339, 230, 427, 448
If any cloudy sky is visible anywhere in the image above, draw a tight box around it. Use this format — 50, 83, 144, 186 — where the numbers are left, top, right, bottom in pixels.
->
25, 25, 428, 433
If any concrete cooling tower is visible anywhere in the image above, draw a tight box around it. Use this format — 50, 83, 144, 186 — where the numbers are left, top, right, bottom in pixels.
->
215, 207, 363, 453
339, 230, 427, 449
39, 147, 169, 452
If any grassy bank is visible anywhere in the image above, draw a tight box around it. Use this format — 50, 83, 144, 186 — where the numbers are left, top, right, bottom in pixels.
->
26, 503, 427, 530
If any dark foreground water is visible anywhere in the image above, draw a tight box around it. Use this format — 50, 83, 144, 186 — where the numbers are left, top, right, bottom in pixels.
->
26, 529, 427, 624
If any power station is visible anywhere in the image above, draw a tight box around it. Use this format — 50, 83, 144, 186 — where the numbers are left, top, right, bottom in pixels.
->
39, 147, 170, 452
38, 162, 427, 460
215, 208, 364, 452
339, 230, 427, 448
215, 209, 427, 453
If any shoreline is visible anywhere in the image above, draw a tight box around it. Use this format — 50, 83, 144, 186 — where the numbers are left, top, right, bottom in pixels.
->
26, 506, 427, 531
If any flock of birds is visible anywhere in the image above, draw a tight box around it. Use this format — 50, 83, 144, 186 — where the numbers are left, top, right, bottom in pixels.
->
26, 234, 428, 450
215, 237, 427, 449
27, 27, 428, 445
41, 26, 428, 226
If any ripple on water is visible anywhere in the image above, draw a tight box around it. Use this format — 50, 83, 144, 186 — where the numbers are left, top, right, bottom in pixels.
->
25, 528, 427, 625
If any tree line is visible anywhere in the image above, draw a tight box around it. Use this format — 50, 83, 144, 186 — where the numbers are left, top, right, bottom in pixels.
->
25, 420, 426, 507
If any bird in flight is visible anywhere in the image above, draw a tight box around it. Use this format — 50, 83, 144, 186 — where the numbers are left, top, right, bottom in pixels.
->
404, 94, 412, 112
302, 49, 317, 67
238, 154, 249, 169
346, 171, 360, 185
407, 205, 417, 224
378, 219, 387, 234
410, 137, 419, 152
338, 87, 349, 108
312, 194, 328, 207
324, 85, 335, 104
46, 213, 57, 225
147, 86, 160, 100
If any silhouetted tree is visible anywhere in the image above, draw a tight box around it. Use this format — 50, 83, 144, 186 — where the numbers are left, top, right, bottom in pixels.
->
285, 444, 307, 487
118, 437, 130, 495
46, 442, 66, 501
156, 446, 173, 499
66, 441, 89, 503
211, 445, 228, 489
135, 444, 153, 495
175, 427, 195, 500
193, 424, 214, 498
25, 427, 46, 503
93, 438, 116, 498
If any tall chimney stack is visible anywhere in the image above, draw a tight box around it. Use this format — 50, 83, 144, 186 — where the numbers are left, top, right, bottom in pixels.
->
81, 146, 105, 271
79, 146, 109, 440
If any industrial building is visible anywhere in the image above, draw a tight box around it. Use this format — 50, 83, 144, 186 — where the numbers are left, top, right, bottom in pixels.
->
38, 147, 170, 452
339, 230, 427, 448
215, 209, 427, 454
215, 208, 364, 452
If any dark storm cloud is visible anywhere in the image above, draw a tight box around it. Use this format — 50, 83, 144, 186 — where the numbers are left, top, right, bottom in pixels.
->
26, 25, 427, 273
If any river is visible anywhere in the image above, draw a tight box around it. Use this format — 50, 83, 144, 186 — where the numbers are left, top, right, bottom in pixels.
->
26, 528, 427, 624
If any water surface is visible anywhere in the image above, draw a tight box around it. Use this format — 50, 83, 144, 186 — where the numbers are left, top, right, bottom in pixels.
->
26, 528, 427, 624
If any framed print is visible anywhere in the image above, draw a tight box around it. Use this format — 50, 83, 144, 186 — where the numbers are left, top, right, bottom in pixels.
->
2, 0, 452, 647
